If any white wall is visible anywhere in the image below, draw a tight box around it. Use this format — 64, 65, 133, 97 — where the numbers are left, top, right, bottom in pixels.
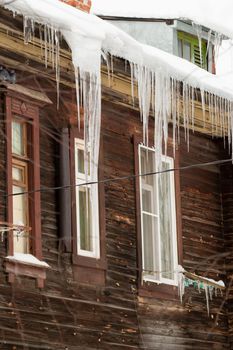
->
109, 20, 175, 54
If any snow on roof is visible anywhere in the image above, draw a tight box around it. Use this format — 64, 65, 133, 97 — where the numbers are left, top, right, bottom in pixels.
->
216, 40, 233, 91
3, 0, 233, 99
92, 0, 233, 40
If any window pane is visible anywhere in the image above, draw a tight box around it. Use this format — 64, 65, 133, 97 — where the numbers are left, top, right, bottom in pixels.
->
12, 166, 24, 183
140, 147, 157, 214
140, 148, 155, 187
183, 41, 191, 61
142, 188, 153, 213
178, 39, 182, 58
79, 187, 92, 252
159, 161, 175, 280
12, 121, 25, 156
142, 213, 158, 275
13, 185, 28, 253
77, 148, 90, 175
78, 149, 85, 174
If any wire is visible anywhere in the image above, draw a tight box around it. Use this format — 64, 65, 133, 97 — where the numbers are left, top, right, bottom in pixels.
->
3, 156, 233, 197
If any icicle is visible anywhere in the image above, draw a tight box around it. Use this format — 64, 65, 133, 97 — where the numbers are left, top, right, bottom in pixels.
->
135, 65, 151, 147
176, 266, 185, 303
209, 286, 214, 301
44, 25, 48, 68
200, 89, 206, 127
192, 23, 203, 68
22, 17, 61, 107
54, 29, 60, 109
24, 16, 35, 44
177, 81, 180, 145
172, 78, 177, 157
206, 30, 212, 59
191, 86, 195, 132
110, 54, 114, 81
214, 32, 223, 66
204, 284, 210, 316
102, 51, 111, 87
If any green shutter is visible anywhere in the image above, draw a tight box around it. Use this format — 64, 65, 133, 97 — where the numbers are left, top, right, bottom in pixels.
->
178, 31, 207, 70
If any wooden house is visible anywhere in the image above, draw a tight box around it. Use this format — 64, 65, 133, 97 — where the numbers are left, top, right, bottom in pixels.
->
0, 1, 232, 349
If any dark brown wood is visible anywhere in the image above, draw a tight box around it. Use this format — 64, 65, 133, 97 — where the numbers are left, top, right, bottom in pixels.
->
5, 258, 49, 288
59, 128, 72, 252
6, 95, 13, 255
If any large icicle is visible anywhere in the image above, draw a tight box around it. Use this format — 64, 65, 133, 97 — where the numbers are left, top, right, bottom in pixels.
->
20, 9, 102, 248
192, 23, 203, 68
62, 32, 102, 237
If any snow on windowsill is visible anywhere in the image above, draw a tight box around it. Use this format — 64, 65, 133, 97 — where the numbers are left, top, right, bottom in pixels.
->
5, 254, 50, 268
186, 272, 225, 289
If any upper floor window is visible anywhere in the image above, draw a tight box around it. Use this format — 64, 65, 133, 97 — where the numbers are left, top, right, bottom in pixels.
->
68, 128, 106, 285
178, 31, 208, 70
4, 92, 50, 288
12, 119, 30, 253
139, 145, 178, 285
74, 138, 100, 259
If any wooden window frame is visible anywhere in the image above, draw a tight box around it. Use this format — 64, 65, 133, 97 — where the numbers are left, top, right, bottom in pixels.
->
4, 92, 48, 288
139, 145, 179, 286
177, 31, 208, 70
74, 138, 100, 258
134, 136, 183, 299
12, 158, 30, 254
70, 127, 106, 286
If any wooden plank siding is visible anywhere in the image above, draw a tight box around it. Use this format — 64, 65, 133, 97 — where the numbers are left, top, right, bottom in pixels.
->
0, 7, 231, 350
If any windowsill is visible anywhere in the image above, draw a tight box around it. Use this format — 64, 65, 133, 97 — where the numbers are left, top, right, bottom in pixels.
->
139, 279, 179, 300
4, 254, 50, 288
143, 275, 178, 286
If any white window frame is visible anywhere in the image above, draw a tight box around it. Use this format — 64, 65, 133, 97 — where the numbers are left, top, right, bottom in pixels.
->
74, 138, 100, 259
139, 144, 178, 286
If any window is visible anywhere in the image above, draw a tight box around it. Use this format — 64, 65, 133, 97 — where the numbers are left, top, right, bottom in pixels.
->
4, 93, 49, 288
12, 119, 30, 253
69, 129, 106, 286
139, 145, 178, 286
178, 31, 207, 70
74, 138, 100, 258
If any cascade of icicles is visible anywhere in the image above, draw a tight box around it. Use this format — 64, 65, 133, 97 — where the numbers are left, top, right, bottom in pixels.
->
22, 17, 102, 254
20, 15, 233, 179
24, 17, 61, 107
130, 62, 233, 169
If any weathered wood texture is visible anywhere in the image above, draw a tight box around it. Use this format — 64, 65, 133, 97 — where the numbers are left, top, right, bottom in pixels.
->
102, 101, 229, 350
220, 151, 233, 349
0, 81, 230, 349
